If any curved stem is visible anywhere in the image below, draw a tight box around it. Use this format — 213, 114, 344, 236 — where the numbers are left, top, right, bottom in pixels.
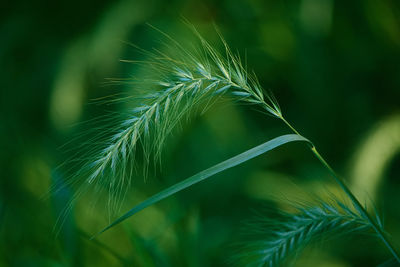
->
280, 116, 400, 263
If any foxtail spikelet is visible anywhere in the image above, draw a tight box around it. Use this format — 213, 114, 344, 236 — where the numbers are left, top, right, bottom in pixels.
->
68, 26, 282, 215
237, 200, 376, 266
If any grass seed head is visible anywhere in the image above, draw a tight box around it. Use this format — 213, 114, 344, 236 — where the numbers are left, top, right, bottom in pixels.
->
62, 25, 282, 218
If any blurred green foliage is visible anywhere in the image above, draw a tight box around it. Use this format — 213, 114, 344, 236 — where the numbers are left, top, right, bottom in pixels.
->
1, 0, 400, 266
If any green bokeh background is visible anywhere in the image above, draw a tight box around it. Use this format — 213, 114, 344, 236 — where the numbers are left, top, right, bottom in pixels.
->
1, 0, 400, 266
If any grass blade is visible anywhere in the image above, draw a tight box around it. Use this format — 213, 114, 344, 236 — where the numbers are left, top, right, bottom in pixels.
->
91, 134, 310, 238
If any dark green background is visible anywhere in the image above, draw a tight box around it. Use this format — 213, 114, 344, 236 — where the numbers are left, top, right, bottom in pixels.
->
1, 0, 400, 266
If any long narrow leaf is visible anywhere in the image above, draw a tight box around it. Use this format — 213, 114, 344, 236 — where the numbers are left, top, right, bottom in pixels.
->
92, 134, 310, 238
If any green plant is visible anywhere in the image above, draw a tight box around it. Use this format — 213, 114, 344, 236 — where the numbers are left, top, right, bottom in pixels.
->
62, 25, 400, 265
236, 199, 374, 266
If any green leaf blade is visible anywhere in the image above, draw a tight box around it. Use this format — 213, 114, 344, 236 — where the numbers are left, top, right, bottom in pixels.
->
92, 134, 310, 238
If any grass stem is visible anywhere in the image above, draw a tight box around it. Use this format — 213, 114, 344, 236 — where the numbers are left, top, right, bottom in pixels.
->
280, 116, 400, 263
